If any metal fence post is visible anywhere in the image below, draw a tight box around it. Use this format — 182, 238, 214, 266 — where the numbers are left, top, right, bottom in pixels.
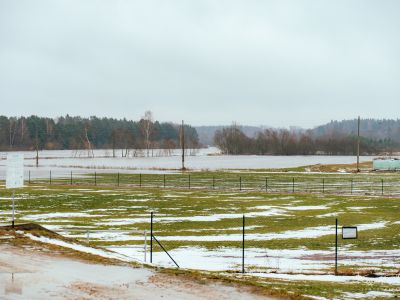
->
292, 178, 295, 193
351, 179, 353, 194
265, 177, 268, 192
11, 191, 15, 228
164, 174, 166, 188
94, 172, 97, 186
150, 212, 153, 263
29, 170, 31, 184
70, 171, 72, 185
239, 176, 242, 191
139, 173, 142, 187
49, 170, 52, 185
117, 172, 120, 186
242, 214, 245, 273
144, 230, 147, 262
212, 176, 215, 189
381, 179, 384, 195
323, 178, 325, 193
335, 218, 338, 275
188, 174, 191, 189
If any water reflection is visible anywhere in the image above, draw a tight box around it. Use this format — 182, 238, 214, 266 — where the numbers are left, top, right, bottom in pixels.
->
4, 273, 22, 295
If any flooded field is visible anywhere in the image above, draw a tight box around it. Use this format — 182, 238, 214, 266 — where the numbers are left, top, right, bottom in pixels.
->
0, 148, 377, 179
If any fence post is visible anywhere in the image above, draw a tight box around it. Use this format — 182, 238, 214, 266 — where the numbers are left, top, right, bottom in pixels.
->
139, 173, 142, 187
70, 171, 72, 185
164, 174, 166, 188
212, 176, 215, 189
188, 174, 191, 189
49, 170, 52, 185
150, 212, 153, 263
381, 179, 384, 195
335, 218, 338, 275
239, 177, 242, 191
117, 172, 120, 186
242, 214, 245, 273
292, 178, 295, 193
94, 172, 97, 186
144, 230, 147, 262
265, 177, 268, 192
351, 179, 353, 194
29, 170, 31, 184
322, 178, 325, 193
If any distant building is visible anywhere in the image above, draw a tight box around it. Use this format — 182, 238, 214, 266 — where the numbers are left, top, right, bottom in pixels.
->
373, 158, 400, 170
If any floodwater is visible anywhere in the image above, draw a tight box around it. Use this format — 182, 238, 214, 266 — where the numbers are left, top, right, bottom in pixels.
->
0, 148, 376, 179
0, 242, 269, 300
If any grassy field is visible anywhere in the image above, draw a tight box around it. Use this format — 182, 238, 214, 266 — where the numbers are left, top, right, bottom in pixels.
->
1, 168, 400, 299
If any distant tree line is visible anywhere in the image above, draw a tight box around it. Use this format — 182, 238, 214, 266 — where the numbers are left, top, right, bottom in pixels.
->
0, 112, 200, 156
214, 123, 399, 155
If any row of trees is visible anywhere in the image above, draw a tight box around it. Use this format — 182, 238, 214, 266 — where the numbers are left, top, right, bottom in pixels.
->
214, 124, 398, 155
0, 112, 200, 156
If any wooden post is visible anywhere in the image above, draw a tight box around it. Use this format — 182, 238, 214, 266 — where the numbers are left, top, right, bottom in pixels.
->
357, 116, 360, 172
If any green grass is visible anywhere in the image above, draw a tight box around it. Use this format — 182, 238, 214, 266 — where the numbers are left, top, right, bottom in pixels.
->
1, 170, 400, 299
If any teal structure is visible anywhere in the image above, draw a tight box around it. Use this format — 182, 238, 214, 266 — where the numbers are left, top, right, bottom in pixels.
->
373, 158, 400, 170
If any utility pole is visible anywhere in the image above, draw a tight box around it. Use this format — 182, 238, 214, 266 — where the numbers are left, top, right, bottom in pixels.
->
357, 116, 360, 173
181, 120, 185, 170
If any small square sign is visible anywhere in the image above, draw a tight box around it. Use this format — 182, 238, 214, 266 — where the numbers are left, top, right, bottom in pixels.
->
6, 153, 24, 189
342, 226, 357, 239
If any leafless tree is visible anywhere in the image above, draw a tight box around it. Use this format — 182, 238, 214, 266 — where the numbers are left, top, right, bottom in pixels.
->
140, 110, 154, 157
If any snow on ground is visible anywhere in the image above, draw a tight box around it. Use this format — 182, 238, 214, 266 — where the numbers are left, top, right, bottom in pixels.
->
108, 245, 400, 273
247, 273, 400, 286
22, 212, 98, 221
342, 291, 395, 299
22, 232, 134, 262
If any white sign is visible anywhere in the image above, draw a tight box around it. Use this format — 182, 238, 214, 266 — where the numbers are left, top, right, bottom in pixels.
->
6, 153, 24, 189
342, 226, 357, 239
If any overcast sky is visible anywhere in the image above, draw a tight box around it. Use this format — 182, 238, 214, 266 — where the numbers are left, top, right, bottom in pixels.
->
1, 1, 399, 128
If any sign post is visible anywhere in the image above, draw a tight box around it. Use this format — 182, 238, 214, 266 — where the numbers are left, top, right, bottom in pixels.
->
6, 153, 24, 228
335, 219, 358, 276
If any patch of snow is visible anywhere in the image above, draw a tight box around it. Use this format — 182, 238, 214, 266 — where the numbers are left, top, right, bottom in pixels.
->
342, 291, 395, 299
23, 233, 135, 262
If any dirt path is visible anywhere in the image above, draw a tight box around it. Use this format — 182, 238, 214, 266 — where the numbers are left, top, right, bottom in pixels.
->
0, 243, 276, 299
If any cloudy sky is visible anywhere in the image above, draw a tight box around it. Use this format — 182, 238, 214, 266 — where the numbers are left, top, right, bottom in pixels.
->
1, 1, 399, 128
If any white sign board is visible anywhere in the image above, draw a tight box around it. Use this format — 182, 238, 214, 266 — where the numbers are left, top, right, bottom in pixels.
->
342, 226, 357, 239
6, 153, 24, 189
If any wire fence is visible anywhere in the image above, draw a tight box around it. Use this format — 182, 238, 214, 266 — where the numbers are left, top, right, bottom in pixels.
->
17, 169, 400, 196
149, 214, 399, 275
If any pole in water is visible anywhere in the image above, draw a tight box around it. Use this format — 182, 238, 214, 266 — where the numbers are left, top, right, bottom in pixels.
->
12, 191, 15, 228
181, 120, 185, 170
335, 218, 338, 275
357, 116, 360, 172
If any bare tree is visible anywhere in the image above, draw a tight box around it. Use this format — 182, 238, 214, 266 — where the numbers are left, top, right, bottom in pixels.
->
140, 110, 154, 157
